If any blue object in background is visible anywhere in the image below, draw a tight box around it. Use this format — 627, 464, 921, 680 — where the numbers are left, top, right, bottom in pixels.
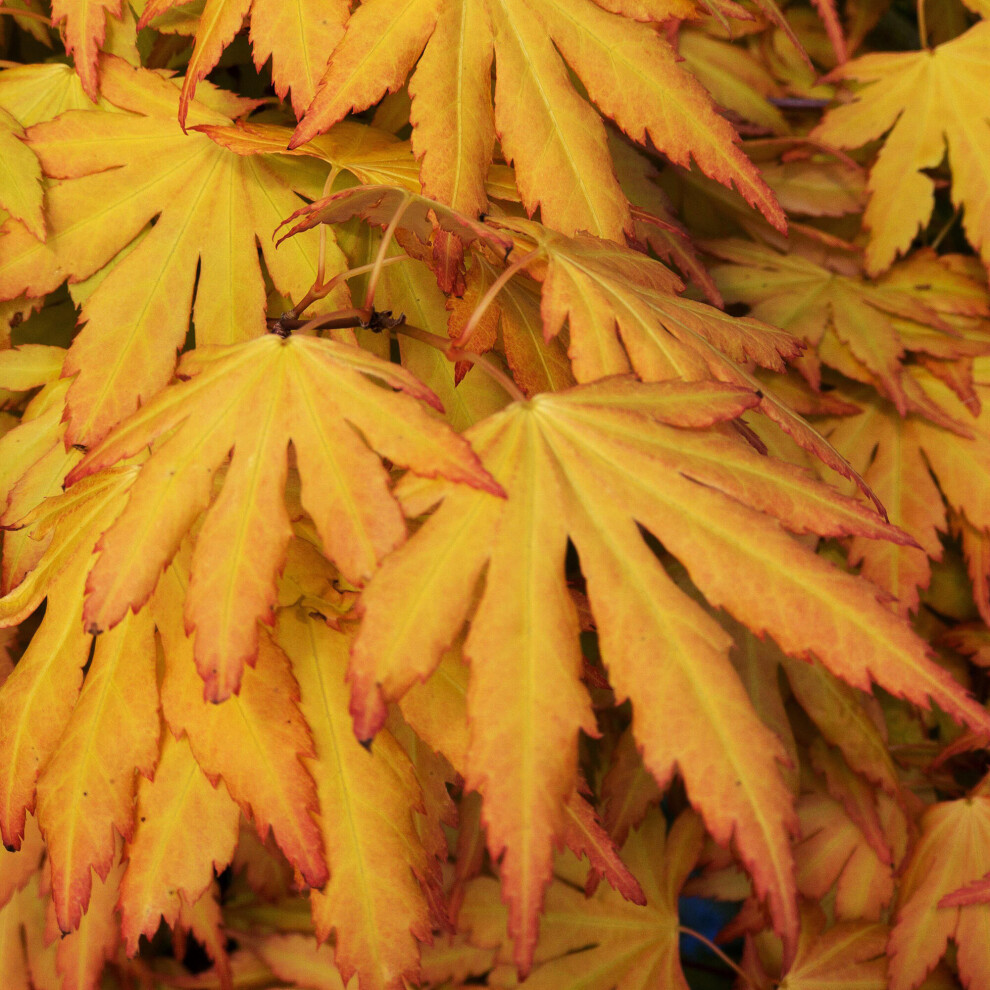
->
679, 896, 742, 988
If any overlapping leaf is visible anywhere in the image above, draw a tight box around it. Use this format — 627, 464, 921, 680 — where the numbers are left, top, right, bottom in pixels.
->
483, 218, 878, 496
118, 730, 240, 952
351, 377, 986, 970
69, 331, 500, 701
706, 240, 990, 415
286, 0, 784, 240
3, 56, 348, 446
888, 796, 990, 990
154, 551, 329, 890
139, 0, 347, 124
812, 22, 990, 274
0, 467, 135, 852
277, 609, 435, 990
463, 811, 704, 989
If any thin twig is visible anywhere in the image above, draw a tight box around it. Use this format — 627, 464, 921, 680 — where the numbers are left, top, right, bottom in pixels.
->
917, 0, 928, 48
679, 926, 758, 989
397, 322, 527, 404
455, 248, 540, 350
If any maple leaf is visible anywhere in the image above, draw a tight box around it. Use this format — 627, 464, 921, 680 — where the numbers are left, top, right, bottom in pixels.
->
888, 796, 990, 990
4, 55, 348, 447
814, 369, 990, 618
154, 551, 329, 891
350, 377, 981, 970
812, 21, 990, 274
0, 108, 43, 242
793, 789, 902, 923
776, 905, 888, 990
286, 0, 784, 240
460, 809, 704, 989
36, 606, 159, 933
705, 239, 990, 415
490, 218, 877, 500
69, 331, 500, 701
118, 730, 240, 952
0, 466, 135, 852
138, 0, 347, 124
277, 608, 435, 990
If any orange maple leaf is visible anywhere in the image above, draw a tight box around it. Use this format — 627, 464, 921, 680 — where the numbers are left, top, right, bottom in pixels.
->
351, 378, 977, 970
460, 809, 704, 988
70, 331, 500, 701
287, 0, 784, 239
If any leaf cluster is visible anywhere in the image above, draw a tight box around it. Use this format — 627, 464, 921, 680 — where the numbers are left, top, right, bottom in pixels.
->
3, 1, 990, 989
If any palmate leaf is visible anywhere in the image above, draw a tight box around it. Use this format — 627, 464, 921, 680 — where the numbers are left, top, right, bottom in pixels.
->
888, 796, 990, 990
118, 729, 239, 954
706, 239, 990, 416
2, 56, 348, 447
286, 0, 784, 239
350, 377, 989, 971
486, 218, 877, 499
816, 368, 990, 619
812, 21, 990, 275
69, 331, 500, 702
0, 467, 135, 853
460, 810, 704, 990
138, 0, 348, 124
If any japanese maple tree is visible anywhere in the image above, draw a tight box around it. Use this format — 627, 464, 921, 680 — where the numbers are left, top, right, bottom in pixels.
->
2, 0, 990, 988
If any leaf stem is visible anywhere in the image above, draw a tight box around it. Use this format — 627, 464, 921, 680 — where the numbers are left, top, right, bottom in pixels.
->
288, 255, 405, 321
0, 6, 52, 24
316, 166, 341, 290
455, 248, 540, 350
917, 0, 928, 48
678, 926, 757, 989
362, 191, 413, 314
397, 322, 527, 404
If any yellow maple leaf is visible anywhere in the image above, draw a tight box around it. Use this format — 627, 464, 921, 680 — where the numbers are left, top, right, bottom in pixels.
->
277, 609, 434, 990
69, 331, 500, 701
140, 0, 348, 122
352, 378, 978, 969
461, 809, 703, 988
812, 21, 990, 275
888, 796, 990, 990
118, 730, 240, 953
5, 56, 347, 446
286, 0, 784, 240
0, 467, 135, 852
706, 239, 987, 416
154, 552, 329, 891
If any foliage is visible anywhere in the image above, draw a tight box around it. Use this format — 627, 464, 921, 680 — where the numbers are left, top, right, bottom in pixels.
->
2, 0, 990, 988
